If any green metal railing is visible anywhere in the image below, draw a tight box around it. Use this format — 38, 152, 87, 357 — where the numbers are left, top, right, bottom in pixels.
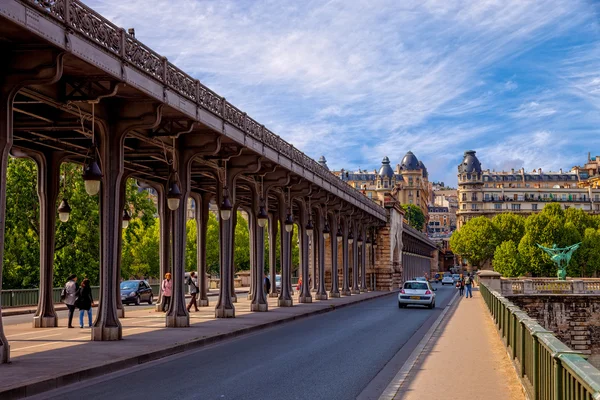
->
480, 282, 600, 400
2, 286, 102, 308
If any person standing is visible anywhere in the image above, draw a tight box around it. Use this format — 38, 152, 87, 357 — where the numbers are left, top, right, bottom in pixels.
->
187, 272, 199, 312
63, 274, 78, 328
76, 278, 94, 328
264, 274, 271, 295
457, 275, 465, 297
161, 272, 173, 312
464, 273, 473, 298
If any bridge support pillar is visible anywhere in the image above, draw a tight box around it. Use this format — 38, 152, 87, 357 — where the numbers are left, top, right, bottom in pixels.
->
298, 201, 312, 304
315, 208, 328, 301
341, 218, 351, 296
277, 192, 293, 307
115, 172, 131, 320
249, 187, 268, 312
154, 184, 172, 312
268, 213, 279, 298
351, 224, 360, 295
328, 214, 340, 298
192, 192, 210, 307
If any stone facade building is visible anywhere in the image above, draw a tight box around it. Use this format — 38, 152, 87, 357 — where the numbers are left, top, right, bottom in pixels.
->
457, 150, 600, 229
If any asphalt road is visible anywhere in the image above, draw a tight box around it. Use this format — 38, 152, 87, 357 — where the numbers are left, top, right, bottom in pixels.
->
36, 285, 456, 400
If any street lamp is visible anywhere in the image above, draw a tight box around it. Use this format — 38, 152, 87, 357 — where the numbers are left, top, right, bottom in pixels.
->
167, 176, 182, 211
220, 188, 233, 220
348, 231, 354, 245
323, 222, 330, 240
122, 209, 131, 229
57, 199, 72, 223
336, 227, 343, 243
357, 234, 363, 247
257, 202, 268, 228
284, 211, 294, 233
373, 236, 378, 249
82, 151, 102, 196
306, 219, 314, 237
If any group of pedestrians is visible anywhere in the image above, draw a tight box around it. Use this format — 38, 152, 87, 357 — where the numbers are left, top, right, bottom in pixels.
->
455, 273, 474, 298
62, 274, 94, 329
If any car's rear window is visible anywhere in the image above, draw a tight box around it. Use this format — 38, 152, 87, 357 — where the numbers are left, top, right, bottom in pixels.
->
404, 282, 428, 290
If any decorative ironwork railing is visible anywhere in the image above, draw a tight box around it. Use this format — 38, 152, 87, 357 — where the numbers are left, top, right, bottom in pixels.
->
21, 0, 386, 219
500, 278, 600, 295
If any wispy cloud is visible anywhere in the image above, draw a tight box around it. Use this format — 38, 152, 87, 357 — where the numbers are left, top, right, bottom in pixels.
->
84, 0, 600, 187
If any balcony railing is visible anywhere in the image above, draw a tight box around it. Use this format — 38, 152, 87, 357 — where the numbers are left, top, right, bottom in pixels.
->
499, 278, 600, 295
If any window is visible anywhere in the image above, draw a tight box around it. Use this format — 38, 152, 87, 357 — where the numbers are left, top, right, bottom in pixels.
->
462, 193, 467, 201
532, 204, 538, 211
511, 204, 521, 211
495, 203, 502, 210
471, 204, 477, 210
562, 194, 567, 201
383, 180, 388, 188
417, 191, 420, 198
484, 194, 490, 201
471, 194, 477, 201
462, 204, 466, 210
408, 177, 413, 186
595, 194, 599, 201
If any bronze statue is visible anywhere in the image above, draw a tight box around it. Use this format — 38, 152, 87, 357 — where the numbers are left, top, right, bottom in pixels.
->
536, 243, 581, 280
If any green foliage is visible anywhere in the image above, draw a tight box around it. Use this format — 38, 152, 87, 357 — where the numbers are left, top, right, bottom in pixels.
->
401, 204, 425, 231
449, 216, 497, 267
492, 240, 525, 277
453, 204, 600, 277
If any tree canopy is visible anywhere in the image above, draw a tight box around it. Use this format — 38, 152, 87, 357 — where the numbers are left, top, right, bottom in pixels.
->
401, 204, 425, 231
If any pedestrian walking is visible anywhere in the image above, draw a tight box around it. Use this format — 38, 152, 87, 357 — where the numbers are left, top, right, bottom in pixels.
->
464, 273, 473, 298
297, 277, 303, 293
161, 272, 173, 312
457, 275, 465, 297
75, 278, 94, 328
62, 274, 78, 328
264, 274, 271, 295
187, 272, 199, 312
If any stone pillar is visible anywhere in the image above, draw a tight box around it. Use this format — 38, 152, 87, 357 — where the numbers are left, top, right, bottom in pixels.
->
329, 215, 340, 298
352, 224, 360, 294
247, 207, 255, 301
341, 218, 351, 296
315, 210, 328, 300
165, 142, 191, 327
194, 192, 210, 307
312, 228, 318, 292
250, 189, 268, 312
268, 212, 278, 298
298, 201, 312, 303
215, 176, 235, 318
277, 194, 293, 307
155, 184, 172, 312
33, 151, 62, 328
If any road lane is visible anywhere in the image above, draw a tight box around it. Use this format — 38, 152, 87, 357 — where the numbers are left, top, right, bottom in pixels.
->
36, 285, 457, 400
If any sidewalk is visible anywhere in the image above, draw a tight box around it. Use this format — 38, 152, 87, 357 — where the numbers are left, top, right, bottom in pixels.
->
1, 287, 250, 317
384, 288, 525, 400
0, 290, 393, 399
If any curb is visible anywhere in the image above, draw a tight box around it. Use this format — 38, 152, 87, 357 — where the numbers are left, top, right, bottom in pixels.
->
1, 290, 250, 317
1, 290, 396, 399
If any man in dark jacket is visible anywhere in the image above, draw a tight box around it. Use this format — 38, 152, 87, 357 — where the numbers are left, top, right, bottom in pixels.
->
264, 274, 271, 295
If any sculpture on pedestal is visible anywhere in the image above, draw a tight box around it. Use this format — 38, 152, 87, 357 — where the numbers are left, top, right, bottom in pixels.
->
536, 243, 581, 280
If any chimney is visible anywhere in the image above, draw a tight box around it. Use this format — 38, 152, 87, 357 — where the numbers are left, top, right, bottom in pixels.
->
589, 152, 591, 162
511, 168, 514, 173
128, 28, 135, 37
560, 168, 563, 173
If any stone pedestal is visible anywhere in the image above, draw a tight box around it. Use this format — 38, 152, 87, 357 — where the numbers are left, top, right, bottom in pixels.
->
351, 289, 360, 294
314, 293, 328, 300
91, 326, 121, 341
251, 303, 268, 312
298, 295, 312, 303
215, 307, 235, 318
166, 315, 189, 328
116, 308, 125, 318
329, 292, 340, 298
341, 290, 352, 296
278, 298, 293, 307
33, 315, 57, 328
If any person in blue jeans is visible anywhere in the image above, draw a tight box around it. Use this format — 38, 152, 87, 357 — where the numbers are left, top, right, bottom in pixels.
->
76, 278, 94, 328
464, 273, 473, 298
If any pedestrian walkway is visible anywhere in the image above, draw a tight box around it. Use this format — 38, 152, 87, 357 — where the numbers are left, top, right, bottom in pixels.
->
0, 290, 390, 399
383, 288, 525, 400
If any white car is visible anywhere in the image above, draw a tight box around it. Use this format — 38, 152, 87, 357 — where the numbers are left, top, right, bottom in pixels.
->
441, 275, 454, 285
398, 280, 436, 309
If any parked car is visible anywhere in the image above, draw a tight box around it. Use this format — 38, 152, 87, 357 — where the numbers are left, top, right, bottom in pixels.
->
413, 277, 427, 282
441, 274, 454, 285
398, 280, 436, 309
275, 274, 281, 292
452, 274, 461, 283
120, 280, 154, 305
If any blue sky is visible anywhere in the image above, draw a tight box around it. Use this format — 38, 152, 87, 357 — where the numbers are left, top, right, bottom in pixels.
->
86, 0, 600, 186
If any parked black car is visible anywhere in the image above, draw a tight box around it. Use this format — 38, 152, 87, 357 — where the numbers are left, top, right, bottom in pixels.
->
120, 280, 154, 305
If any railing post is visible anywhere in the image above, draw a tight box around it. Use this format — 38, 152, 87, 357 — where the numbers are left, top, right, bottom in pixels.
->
64, 0, 71, 25
524, 279, 534, 295
572, 280, 584, 294
553, 357, 561, 400
532, 335, 539, 400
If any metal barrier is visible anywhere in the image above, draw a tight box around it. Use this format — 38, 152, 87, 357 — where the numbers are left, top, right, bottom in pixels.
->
4, 286, 114, 308
480, 282, 600, 399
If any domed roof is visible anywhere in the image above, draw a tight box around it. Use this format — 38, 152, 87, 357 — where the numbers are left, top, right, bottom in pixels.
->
400, 151, 419, 171
378, 156, 394, 178
459, 150, 482, 174
318, 155, 329, 171
418, 160, 428, 178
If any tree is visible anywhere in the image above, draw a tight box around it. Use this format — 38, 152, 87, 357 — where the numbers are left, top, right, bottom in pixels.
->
492, 213, 525, 246
576, 228, 600, 277
450, 216, 497, 267
493, 240, 526, 277
121, 219, 160, 279
401, 204, 425, 231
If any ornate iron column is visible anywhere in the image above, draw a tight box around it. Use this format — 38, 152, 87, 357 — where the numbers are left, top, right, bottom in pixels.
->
312, 214, 318, 292
31, 150, 64, 328
341, 217, 351, 296
298, 200, 312, 303
329, 214, 340, 298
249, 185, 268, 311
115, 171, 132, 319
215, 175, 235, 318
268, 212, 278, 298
246, 206, 255, 301
277, 192, 293, 307
192, 192, 210, 307
352, 223, 360, 294
361, 225, 368, 292
230, 206, 238, 303
156, 183, 172, 311
315, 208, 328, 300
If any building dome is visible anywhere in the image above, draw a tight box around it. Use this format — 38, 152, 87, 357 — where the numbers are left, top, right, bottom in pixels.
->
418, 160, 428, 178
400, 151, 419, 171
459, 150, 482, 173
378, 156, 394, 178
318, 155, 329, 171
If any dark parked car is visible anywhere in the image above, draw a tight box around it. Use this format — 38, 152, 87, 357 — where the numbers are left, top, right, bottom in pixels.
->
120, 280, 154, 305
